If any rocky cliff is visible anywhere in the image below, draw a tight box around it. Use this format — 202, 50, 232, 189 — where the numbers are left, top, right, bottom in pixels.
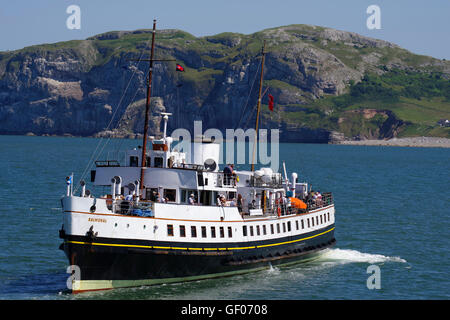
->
0, 25, 449, 141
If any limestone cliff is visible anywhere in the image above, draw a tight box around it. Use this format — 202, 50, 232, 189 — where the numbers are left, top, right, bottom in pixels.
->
0, 24, 449, 141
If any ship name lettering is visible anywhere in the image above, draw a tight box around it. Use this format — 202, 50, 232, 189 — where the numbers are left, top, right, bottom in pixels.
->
88, 218, 107, 223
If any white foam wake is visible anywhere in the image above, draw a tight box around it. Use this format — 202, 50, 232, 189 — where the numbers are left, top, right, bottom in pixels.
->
319, 248, 407, 264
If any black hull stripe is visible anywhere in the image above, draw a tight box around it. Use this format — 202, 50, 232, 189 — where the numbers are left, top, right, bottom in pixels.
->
65, 225, 335, 252
69, 246, 334, 293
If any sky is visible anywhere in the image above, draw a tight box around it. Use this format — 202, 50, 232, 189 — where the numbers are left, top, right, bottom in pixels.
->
0, 0, 449, 59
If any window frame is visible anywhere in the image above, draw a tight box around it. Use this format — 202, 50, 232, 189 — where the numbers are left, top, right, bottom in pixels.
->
179, 225, 186, 237
167, 224, 174, 237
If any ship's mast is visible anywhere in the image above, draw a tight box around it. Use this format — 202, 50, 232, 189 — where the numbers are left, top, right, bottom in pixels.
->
137, 19, 175, 198
251, 40, 266, 172
139, 19, 157, 197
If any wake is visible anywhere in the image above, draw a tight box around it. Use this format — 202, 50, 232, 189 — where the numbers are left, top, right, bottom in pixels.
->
317, 248, 407, 265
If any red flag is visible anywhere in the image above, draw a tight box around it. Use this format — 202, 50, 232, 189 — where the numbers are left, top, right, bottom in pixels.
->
268, 94, 274, 111
176, 64, 185, 72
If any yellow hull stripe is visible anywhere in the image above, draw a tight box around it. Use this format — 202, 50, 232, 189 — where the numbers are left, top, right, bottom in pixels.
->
66, 227, 334, 252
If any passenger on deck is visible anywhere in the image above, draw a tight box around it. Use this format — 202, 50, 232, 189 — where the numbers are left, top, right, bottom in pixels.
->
188, 193, 196, 205
248, 199, 256, 210
315, 191, 323, 206
307, 191, 315, 207
237, 194, 244, 213
218, 194, 227, 206
280, 195, 287, 214
223, 164, 234, 185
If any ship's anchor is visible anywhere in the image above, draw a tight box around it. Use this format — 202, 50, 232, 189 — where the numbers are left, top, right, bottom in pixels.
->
86, 225, 98, 241
89, 198, 97, 213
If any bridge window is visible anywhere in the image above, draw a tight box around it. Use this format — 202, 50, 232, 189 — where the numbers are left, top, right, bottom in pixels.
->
145, 188, 158, 201
263, 225, 267, 235
228, 226, 232, 238
287, 221, 291, 232
164, 189, 176, 202
211, 226, 216, 238
250, 226, 254, 236
220, 226, 225, 238
154, 157, 163, 168
243, 226, 247, 237
191, 226, 197, 238
256, 225, 260, 236
129, 156, 139, 167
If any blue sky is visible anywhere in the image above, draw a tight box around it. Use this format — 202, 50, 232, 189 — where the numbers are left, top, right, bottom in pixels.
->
1, 0, 449, 59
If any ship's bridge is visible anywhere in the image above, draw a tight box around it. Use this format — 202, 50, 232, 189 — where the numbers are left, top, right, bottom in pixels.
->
90, 114, 235, 207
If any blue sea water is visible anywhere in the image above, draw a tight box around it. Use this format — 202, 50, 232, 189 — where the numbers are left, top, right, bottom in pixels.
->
0, 135, 448, 300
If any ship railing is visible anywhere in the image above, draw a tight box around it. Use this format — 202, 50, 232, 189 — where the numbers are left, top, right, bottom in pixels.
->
246, 203, 297, 217
216, 173, 237, 188
95, 151, 127, 167
305, 192, 333, 210
176, 163, 205, 170
249, 175, 283, 188
95, 160, 121, 167
244, 193, 333, 217
111, 199, 155, 217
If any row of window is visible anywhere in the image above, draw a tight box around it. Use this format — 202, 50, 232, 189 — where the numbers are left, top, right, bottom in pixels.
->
130, 156, 165, 168
166, 212, 332, 238
167, 224, 232, 238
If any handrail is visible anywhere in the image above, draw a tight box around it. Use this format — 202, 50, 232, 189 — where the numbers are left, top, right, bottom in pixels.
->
249, 175, 283, 188
305, 192, 333, 210
217, 173, 237, 187
95, 160, 120, 167
101, 192, 334, 219
244, 192, 334, 217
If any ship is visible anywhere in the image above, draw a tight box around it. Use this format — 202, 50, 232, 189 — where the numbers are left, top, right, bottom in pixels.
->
59, 20, 336, 293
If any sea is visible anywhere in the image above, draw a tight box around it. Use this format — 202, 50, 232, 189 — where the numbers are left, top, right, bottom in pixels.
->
0, 135, 448, 300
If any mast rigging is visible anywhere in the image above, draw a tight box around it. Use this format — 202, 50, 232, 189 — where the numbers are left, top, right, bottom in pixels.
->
251, 40, 266, 172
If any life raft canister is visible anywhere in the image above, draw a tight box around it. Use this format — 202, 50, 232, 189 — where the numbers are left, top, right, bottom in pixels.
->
277, 207, 281, 217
